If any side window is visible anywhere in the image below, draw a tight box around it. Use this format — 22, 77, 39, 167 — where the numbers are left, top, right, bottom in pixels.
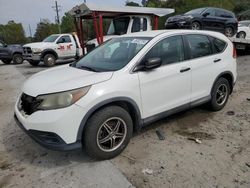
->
204, 9, 215, 16
132, 17, 141, 33
144, 36, 185, 65
143, 18, 147, 31
57, 36, 71, 43
211, 37, 227, 53
186, 35, 212, 59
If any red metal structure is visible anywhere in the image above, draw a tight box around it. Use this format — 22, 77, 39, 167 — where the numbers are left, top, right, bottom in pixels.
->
69, 3, 174, 55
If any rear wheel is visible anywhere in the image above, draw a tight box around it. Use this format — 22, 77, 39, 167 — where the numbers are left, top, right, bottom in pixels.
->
13, 53, 23, 64
43, 54, 56, 67
191, 22, 201, 30
209, 78, 230, 111
237, 31, 246, 39
28, 60, 40, 66
2, 59, 11, 64
225, 27, 234, 37
84, 106, 133, 160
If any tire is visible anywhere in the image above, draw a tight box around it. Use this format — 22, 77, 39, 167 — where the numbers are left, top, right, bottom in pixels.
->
12, 53, 23, 64
225, 27, 234, 37
191, 21, 201, 30
28, 60, 40, 66
237, 31, 246, 39
209, 77, 230, 111
84, 106, 133, 160
2, 59, 11, 64
43, 54, 56, 67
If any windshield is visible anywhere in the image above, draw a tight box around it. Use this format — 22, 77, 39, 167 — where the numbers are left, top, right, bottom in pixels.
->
238, 21, 250, 27
185, 8, 206, 15
43, 35, 59, 42
73, 37, 151, 72
107, 17, 130, 35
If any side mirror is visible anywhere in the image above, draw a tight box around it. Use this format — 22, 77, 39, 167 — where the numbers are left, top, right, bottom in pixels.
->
202, 12, 210, 17
145, 57, 162, 69
3, 44, 7, 47
134, 57, 162, 71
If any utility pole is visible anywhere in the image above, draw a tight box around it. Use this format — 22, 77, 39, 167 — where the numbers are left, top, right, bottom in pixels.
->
52, 1, 61, 33
28, 24, 32, 38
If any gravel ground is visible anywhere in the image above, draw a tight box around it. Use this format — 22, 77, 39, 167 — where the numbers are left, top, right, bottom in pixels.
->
0, 55, 249, 188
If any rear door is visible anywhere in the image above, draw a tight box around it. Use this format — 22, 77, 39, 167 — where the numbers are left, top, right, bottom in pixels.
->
214, 9, 229, 32
185, 34, 227, 102
56, 35, 76, 58
0, 42, 10, 59
138, 35, 191, 118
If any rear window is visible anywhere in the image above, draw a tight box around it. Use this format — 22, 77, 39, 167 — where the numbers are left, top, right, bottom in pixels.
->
186, 35, 212, 59
212, 37, 227, 53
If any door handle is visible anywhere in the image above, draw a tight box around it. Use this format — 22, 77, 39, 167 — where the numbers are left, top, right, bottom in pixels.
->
214, 58, 221, 63
180, 67, 191, 73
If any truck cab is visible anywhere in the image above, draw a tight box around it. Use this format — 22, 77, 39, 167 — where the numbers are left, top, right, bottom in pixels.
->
23, 33, 82, 67
86, 15, 152, 52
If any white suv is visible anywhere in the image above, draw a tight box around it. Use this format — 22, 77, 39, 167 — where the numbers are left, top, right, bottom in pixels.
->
15, 30, 237, 159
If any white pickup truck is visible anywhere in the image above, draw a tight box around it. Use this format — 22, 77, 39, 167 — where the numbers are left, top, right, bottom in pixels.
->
23, 33, 82, 66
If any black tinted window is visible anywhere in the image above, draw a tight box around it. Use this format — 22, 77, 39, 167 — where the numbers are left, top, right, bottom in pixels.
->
212, 37, 227, 53
145, 36, 185, 65
143, 18, 147, 31
204, 8, 215, 16
187, 35, 212, 59
57, 36, 71, 43
132, 17, 140, 33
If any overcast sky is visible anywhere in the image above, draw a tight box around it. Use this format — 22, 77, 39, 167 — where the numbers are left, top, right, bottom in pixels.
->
0, 0, 142, 37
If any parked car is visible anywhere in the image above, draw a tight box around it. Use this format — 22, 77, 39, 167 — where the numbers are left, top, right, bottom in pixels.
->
23, 33, 82, 67
236, 20, 250, 39
165, 7, 238, 37
0, 40, 23, 64
14, 30, 237, 160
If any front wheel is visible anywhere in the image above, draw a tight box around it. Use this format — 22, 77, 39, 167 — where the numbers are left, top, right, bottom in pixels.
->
237, 31, 246, 39
43, 54, 56, 67
84, 106, 133, 160
191, 22, 201, 30
209, 78, 230, 111
13, 53, 23, 64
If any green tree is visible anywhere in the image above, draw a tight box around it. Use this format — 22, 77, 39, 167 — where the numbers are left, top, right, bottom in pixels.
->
126, 1, 140, 6
61, 13, 75, 33
0, 21, 26, 44
34, 19, 58, 41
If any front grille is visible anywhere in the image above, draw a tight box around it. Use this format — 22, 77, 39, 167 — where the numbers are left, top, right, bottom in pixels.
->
20, 93, 43, 115
23, 47, 32, 54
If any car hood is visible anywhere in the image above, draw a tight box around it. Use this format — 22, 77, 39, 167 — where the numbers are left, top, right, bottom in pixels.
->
167, 14, 195, 22
22, 65, 113, 97
23, 42, 54, 49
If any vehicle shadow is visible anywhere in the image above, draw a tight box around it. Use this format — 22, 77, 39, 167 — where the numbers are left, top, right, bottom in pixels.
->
2, 117, 95, 171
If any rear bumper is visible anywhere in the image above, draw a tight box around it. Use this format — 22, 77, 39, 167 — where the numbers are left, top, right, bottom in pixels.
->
14, 114, 82, 151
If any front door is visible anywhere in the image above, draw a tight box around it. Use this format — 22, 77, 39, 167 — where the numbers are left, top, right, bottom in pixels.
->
138, 35, 191, 118
56, 35, 76, 58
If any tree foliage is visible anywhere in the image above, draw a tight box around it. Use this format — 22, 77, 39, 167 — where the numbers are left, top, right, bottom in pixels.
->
33, 19, 59, 41
0, 21, 26, 44
126, 1, 140, 6
61, 13, 75, 33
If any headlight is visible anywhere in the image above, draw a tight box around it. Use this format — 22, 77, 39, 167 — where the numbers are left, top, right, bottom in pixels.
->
183, 15, 193, 20
32, 48, 42, 53
37, 86, 91, 110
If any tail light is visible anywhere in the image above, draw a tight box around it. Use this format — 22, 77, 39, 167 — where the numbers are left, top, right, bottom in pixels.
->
233, 45, 237, 59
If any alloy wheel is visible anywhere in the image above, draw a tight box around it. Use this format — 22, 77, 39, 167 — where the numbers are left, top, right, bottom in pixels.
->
97, 117, 127, 152
216, 84, 228, 106
191, 22, 201, 30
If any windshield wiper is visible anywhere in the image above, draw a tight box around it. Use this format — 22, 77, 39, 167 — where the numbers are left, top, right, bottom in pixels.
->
79, 65, 100, 72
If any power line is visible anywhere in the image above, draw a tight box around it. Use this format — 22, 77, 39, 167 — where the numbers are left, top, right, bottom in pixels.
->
52, 0, 61, 33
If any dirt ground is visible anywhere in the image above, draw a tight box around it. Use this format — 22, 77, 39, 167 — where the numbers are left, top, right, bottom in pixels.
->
0, 55, 249, 188
112, 55, 250, 188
